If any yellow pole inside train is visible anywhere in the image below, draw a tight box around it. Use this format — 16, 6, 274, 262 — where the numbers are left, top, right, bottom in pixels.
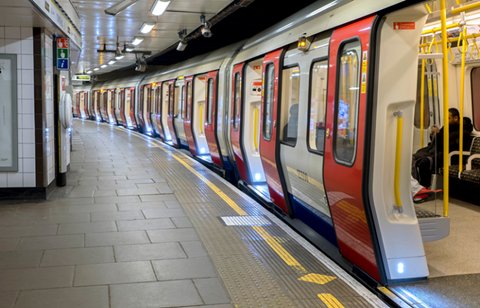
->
459, 26, 467, 173
440, 0, 449, 217
420, 37, 426, 148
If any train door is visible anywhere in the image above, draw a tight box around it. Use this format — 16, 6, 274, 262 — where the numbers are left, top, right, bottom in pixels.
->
102, 91, 109, 122
145, 84, 153, 135
150, 84, 159, 136
124, 88, 134, 129
109, 90, 117, 125
96, 91, 102, 121
205, 71, 223, 167
167, 80, 179, 146
183, 76, 197, 154
155, 83, 166, 141
138, 85, 147, 134
193, 75, 209, 155
259, 49, 290, 214
174, 78, 188, 147
119, 88, 127, 128
91, 92, 96, 120
323, 16, 380, 282
161, 81, 172, 142
80, 92, 87, 119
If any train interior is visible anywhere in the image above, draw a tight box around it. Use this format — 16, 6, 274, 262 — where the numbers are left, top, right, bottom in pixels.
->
387, 1, 480, 305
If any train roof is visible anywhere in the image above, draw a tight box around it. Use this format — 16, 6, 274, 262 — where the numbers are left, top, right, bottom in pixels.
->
102, 73, 146, 89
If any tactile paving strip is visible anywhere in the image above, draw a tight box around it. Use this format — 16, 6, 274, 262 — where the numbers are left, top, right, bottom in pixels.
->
94, 123, 384, 308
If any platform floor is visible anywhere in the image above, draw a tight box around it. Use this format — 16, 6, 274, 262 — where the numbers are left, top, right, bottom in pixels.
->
0, 119, 389, 308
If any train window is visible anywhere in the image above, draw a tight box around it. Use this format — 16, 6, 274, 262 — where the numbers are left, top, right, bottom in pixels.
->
308, 60, 328, 153
151, 87, 155, 114
207, 78, 214, 125
414, 63, 430, 129
186, 82, 192, 121
180, 85, 185, 119
168, 84, 174, 116
233, 73, 241, 131
280, 66, 300, 146
263, 63, 275, 141
471, 67, 480, 130
334, 41, 360, 165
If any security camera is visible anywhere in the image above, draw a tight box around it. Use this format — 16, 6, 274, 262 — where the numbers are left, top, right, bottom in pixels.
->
200, 14, 212, 38
177, 40, 187, 51
177, 29, 188, 51
135, 57, 147, 72
201, 26, 212, 38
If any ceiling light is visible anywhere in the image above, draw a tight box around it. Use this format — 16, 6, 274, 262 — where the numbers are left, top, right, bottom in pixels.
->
140, 23, 155, 34
151, 0, 170, 16
132, 37, 144, 46
126, 47, 134, 52
108, 60, 116, 65
115, 45, 124, 60
101, 64, 108, 68
94, 68, 99, 71
87, 70, 93, 74
105, 0, 140, 16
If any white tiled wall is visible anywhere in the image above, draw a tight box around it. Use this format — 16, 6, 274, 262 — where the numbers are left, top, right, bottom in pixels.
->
0, 27, 35, 188
45, 35, 55, 185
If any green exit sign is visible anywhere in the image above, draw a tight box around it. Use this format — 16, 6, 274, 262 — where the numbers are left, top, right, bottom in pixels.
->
57, 48, 68, 59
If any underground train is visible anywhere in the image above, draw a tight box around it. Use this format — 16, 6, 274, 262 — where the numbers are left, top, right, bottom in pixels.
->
74, 0, 480, 290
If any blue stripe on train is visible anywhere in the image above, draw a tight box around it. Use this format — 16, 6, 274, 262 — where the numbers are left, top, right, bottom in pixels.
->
289, 194, 338, 247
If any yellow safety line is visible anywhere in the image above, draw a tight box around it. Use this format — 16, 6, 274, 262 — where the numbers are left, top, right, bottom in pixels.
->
252, 226, 307, 273
318, 293, 346, 308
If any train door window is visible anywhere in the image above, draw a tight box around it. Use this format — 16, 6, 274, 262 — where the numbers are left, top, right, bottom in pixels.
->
263, 63, 275, 141
206, 78, 214, 125
186, 82, 192, 120
308, 60, 328, 153
471, 67, 480, 130
151, 86, 155, 114
156, 87, 161, 114
168, 84, 174, 116
280, 66, 300, 146
233, 73, 241, 131
334, 41, 360, 165
180, 85, 185, 119
414, 62, 430, 128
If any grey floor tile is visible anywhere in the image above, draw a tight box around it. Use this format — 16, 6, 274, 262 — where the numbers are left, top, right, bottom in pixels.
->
74, 261, 156, 286
41, 247, 114, 267
136, 183, 171, 190
0, 225, 58, 238
171, 217, 193, 228
93, 196, 141, 204
194, 278, 230, 305
79, 180, 117, 186
181, 241, 208, 258
91, 211, 144, 222
181, 305, 233, 308
152, 257, 216, 280
147, 228, 199, 243
69, 190, 94, 198
114, 243, 187, 262
110, 281, 203, 308
0, 215, 36, 227
16, 206, 68, 217
16, 234, 84, 251
50, 198, 94, 206
116, 179, 154, 185
142, 209, 186, 219
15, 286, 108, 308
127, 175, 166, 182
93, 190, 118, 197
116, 218, 175, 231
86, 231, 149, 247
35, 213, 90, 225
96, 184, 138, 190
0, 266, 74, 290
117, 201, 166, 211
139, 194, 178, 202
67, 204, 118, 213
114, 170, 149, 176
0, 251, 43, 270
70, 185, 98, 191
0, 291, 18, 308
164, 200, 181, 209
116, 188, 160, 196
78, 176, 98, 182
0, 238, 19, 252
98, 175, 127, 181
58, 221, 117, 235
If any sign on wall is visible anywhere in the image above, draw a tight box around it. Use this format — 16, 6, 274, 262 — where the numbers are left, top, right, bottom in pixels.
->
72, 75, 91, 81
56, 38, 69, 70
0, 54, 18, 171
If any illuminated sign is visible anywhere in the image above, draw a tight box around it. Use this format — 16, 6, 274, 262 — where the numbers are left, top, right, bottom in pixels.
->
72, 75, 91, 81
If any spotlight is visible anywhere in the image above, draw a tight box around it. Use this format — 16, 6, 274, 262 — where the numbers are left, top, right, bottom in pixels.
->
200, 15, 212, 38
177, 29, 187, 52
151, 0, 170, 16
104, 0, 140, 16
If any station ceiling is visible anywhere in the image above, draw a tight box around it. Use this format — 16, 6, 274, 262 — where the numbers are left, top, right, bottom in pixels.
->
73, 0, 320, 76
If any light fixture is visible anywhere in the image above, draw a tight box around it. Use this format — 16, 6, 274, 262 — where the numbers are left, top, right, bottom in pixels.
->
135, 56, 147, 72
298, 33, 309, 52
94, 68, 100, 71
108, 60, 116, 65
115, 43, 124, 60
101, 64, 108, 68
200, 14, 212, 38
126, 46, 134, 52
151, 0, 170, 16
86, 70, 93, 74
132, 37, 144, 46
140, 22, 156, 34
104, 0, 140, 16
255, 173, 261, 181
177, 29, 187, 52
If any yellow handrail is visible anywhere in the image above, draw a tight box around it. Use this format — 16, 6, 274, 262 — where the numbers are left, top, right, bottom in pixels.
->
421, 22, 460, 35
420, 37, 426, 148
394, 110, 404, 213
459, 26, 468, 174
200, 104, 204, 134
254, 108, 259, 151
419, 32, 480, 49
471, 37, 480, 60
440, 0, 449, 218
452, 0, 480, 14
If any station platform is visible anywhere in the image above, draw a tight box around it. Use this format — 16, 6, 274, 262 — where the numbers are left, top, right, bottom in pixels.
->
0, 119, 391, 308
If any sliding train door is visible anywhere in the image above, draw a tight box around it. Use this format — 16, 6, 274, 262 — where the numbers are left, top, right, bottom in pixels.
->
167, 79, 179, 147
259, 49, 290, 214
205, 70, 223, 167
323, 16, 380, 282
154, 83, 166, 141
184, 76, 197, 154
